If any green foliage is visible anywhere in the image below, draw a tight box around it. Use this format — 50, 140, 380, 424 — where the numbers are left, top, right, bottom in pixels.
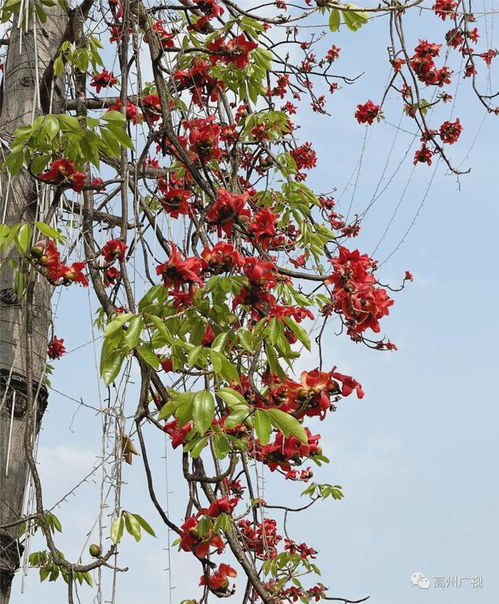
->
1, 0, 56, 25
192, 390, 215, 435
265, 408, 308, 444
301, 482, 344, 501
111, 511, 156, 544
328, 6, 369, 32
53, 36, 103, 77
28, 550, 93, 587
4, 112, 133, 177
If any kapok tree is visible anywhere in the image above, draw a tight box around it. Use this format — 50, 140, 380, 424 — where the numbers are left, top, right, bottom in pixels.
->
0, 0, 496, 603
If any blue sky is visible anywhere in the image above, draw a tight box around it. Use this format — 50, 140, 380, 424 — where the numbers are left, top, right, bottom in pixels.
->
10, 5, 499, 603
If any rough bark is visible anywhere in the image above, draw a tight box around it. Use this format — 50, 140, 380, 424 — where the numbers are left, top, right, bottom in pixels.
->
0, 9, 68, 603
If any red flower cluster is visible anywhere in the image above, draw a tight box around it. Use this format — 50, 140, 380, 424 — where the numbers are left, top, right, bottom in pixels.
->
31, 240, 89, 287
290, 142, 317, 171
190, 0, 224, 31
206, 188, 250, 236
439, 118, 462, 144
268, 368, 363, 420
284, 538, 317, 559
184, 116, 222, 162
238, 518, 282, 559
108, 100, 143, 124
201, 242, 244, 273
174, 59, 223, 107
101, 239, 127, 263
248, 208, 280, 249
90, 69, 117, 94
207, 34, 258, 70
145, 19, 175, 49
163, 419, 192, 448
325, 45, 341, 62
179, 515, 225, 558
413, 146, 433, 166
199, 563, 236, 595
232, 257, 281, 316
326, 246, 393, 336
156, 243, 205, 290
255, 428, 321, 473
157, 177, 192, 218
142, 94, 162, 123
355, 100, 381, 125
40, 159, 86, 192
47, 336, 66, 360
410, 40, 451, 87
433, 0, 457, 19
200, 497, 238, 517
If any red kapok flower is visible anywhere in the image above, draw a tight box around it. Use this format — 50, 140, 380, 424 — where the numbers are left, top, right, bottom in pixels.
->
290, 142, 317, 171
155, 243, 205, 289
355, 100, 382, 125
433, 0, 457, 19
159, 187, 191, 218
413, 146, 433, 165
90, 69, 118, 94
184, 115, 222, 162
224, 34, 258, 69
206, 188, 250, 236
108, 100, 143, 124
200, 564, 237, 595
47, 336, 66, 360
101, 239, 127, 262
142, 94, 162, 123
60, 262, 89, 287
201, 242, 244, 273
439, 118, 462, 144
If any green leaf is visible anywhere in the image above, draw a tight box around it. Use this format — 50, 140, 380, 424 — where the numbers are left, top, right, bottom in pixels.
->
176, 394, 194, 427
343, 7, 369, 31
123, 315, 143, 350
196, 516, 213, 539
110, 515, 124, 544
187, 345, 203, 368
192, 390, 215, 435
43, 115, 59, 140
190, 435, 209, 458
237, 328, 255, 352
254, 409, 272, 445
211, 331, 229, 353
224, 407, 249, 429
217, 387, 247, 409
213, 433, 230, 459
53, 55, 65, 77
329, 8, 341, 31
132, 514, 156, 537
16, 223, 32, 253
283, 317, 311, 350
147, 314, 172, 344
82, 572, 93, 587
100, 347, 125, 386
35, 221, 65, 242
124, 511, 142, 542
137, 344, 160, 369
104, 313, 134, 338
220, 356, 239, 383
102, 110, 126, 123
30, 154, 50, 175
209, 348, 224, 374
266, 408, 307, 444
158, 399, 181, 421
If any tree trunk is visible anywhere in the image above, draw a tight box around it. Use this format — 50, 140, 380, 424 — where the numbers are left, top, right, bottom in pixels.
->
0, 9, 68, 603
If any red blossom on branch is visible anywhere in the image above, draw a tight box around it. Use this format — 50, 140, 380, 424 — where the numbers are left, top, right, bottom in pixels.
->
47, 336, 66, 360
